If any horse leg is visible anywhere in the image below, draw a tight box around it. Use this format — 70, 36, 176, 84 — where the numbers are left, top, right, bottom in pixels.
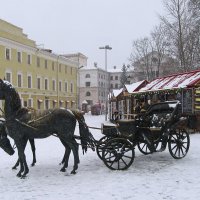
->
29, 139, 36, 166
15, 138, 29, 178
12, 158, 20, 170
60, 145, 71, 172
64, 139, 79, 174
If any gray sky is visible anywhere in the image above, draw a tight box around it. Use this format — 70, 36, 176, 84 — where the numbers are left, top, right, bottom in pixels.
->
0, 0, 164, 69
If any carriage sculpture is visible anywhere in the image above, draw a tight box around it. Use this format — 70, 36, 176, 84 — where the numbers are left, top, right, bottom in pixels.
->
96, 100, 190, 170
0, 79, 190, 177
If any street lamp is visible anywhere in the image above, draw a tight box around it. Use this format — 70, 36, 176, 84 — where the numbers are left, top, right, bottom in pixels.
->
99, 45, 112, 121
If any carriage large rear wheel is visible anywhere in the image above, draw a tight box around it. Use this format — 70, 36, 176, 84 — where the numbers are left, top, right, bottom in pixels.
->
96, 136, 110, 160
168, 129, 190, 159
102, 138, 135, 170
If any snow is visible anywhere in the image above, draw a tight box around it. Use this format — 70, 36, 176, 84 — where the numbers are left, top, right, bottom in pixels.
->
139, 70, 200, 92
0, 113, 200, 200
125, 80, 146, 93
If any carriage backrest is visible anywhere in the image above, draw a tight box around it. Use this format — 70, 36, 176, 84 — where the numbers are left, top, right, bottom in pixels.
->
144, 101, 180, 128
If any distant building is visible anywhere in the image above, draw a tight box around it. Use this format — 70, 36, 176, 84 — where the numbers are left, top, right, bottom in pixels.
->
79, 64, 134, 112
79, 63, 109, 112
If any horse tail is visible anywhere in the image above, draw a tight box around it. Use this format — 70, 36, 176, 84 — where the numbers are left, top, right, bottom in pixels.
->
72, 110, 95, 154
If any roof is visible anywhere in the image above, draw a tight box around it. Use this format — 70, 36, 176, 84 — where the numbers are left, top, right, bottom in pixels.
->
125, 80, 148, 93
112, 88, 123, 97
139, 70, 200, 92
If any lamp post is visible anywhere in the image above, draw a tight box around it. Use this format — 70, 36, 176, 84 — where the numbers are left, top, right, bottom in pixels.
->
99, 45, 112, 121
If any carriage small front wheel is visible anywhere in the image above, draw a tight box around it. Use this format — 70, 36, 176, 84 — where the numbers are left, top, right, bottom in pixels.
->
102, 138, 135, 170
96, 136, 110, 160
168, 129, 190, 159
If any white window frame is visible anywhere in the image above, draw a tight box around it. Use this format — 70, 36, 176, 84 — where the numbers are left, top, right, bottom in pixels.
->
17, 51, 22, 63
5, 48, 11, 60
5, 70, 12, 83
27, 54, 32, 65
17, 72, 23, 88
59, 80, 62, 92
37, 76, 41, 90
44, 78, 49, 90
65, 81, 68, 92
71, 82, 74, 93
27, 74, 32, 89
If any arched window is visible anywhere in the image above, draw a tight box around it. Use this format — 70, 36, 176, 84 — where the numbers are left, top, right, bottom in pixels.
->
85, 74, 90, 78
86, 91, 91, 96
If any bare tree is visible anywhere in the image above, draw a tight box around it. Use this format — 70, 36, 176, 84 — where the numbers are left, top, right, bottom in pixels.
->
150, 23, 169, 77
130, 37, 154, 81
160, 0, 199, 71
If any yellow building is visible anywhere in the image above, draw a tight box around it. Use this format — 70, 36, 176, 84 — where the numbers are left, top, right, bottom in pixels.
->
0, 19, 79, 111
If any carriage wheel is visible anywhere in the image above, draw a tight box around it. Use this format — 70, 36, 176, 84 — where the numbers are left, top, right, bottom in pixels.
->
102, 138, 135, 170
96, 136, 110, 160
168, 129, 190, 159
137, 141, 159, 155
137, 141, 152, 155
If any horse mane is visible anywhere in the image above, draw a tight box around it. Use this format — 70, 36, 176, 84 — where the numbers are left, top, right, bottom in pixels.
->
3, 80, 21, 112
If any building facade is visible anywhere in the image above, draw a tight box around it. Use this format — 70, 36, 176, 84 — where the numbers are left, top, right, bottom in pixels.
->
0, 19, 79, 111
79, 64, 110, 112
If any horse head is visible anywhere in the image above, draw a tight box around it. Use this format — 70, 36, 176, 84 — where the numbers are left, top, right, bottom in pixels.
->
0, 120, 15, 155
0, 79, 22, 117
0, 79, 6, 100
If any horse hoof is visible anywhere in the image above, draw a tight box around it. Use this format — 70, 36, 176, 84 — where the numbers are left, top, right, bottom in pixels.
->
16, 173, 21, 177
21, 175, 26, 179
70, 170, 76, 174
12, 166, 17, 170
60, 168, 66, 172
31, 163, 35, 167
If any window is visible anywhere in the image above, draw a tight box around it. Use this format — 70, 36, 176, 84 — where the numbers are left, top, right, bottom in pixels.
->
17, 51, 22, 63
5, 48, 11, 60
45, 99, 49, 109
37, 57, 40, 67
85, 82, 90, 87
115, 83, 118, 89
59, 81, 62, 91
86, 91, 91, 96
52, 80, 56, 91
65, 82, 68, 92
110, 76, 113, 80
28, 99, 32, 107
71, 83, 73, 93
27, 54, 31, 65
37, 78, 41, 89
28, 76, 32, 88
18, 74, 22, 87
5, 72, 11, 83
115, 76, 118, 80
110, 84, 113, 89
44, 79, 48, 90
85, 74, 90, 78
52, 62, 55, 71
45, 60, 48, 69
24, 101, 28, 107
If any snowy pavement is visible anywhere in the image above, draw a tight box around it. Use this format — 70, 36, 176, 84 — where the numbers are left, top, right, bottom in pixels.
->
0, 113, 200, 200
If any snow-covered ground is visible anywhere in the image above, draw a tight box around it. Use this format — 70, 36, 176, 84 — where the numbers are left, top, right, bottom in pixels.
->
0, 113, 200, 200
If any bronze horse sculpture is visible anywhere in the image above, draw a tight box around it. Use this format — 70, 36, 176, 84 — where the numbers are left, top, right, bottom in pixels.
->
0, 79, 95, 178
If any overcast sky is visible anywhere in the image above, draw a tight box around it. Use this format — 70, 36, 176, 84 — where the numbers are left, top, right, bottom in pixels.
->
0, 0, 164, 69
